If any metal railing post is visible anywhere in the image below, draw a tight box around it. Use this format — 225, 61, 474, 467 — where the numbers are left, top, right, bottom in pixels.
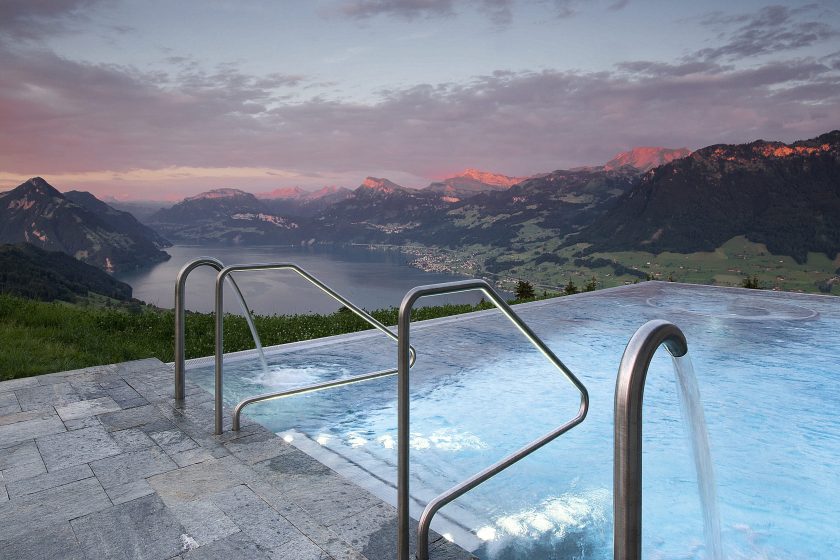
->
175, 257, 225, 402
613, 320, 687, 560
397, 279, 589, 560
212, 262, 416, 436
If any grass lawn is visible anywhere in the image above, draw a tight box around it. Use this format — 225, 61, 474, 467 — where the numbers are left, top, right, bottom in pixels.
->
0, 293, 558, 380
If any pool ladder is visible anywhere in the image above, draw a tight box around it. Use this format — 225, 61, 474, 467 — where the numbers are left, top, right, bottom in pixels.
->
396, 280, 590, 560
397, 288, 689, 560
173, 258, 416, 436
176, 264, 679, 559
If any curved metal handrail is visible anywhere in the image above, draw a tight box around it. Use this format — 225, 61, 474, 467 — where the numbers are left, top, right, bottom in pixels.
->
215, 262, 416, 435
396, 279, 589, 560
174, 257, 258, 402
614, 319, 688, 560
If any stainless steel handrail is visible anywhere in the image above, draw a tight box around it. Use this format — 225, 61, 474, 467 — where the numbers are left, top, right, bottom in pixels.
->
397, 279, 590, 560
614, 319, 687, 560
174, 257, 257, 402
215, 262, 416, 435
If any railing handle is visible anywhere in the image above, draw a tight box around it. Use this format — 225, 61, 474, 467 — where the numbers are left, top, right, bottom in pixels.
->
214, 262, 417, 435
396, 279, 589, 560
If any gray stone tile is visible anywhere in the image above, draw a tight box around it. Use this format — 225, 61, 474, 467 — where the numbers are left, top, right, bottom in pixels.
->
150, 429, 199, 455
209, 484, 302, 549
223, 431, 289, 465
72, 493, 187, 560
182, 531, 271, 560
56, 396, 121, 422
171, 447, 218, 468
105, 380, 146, 407
68, 378, 109, 400
63, 415, 104, 431
90, 446, 178, 488
99, 404, 165, 431
252, 446, 333, 482
268, 534, 329, 560
0, 440, 45, 482
148, 458, 245, 506
286, 472, 383, 528
0, 522, 86, 560
169, 499, 240, 546
0, 376, 39, 393
0, 391, 20, 416
0, 482, 7, 502
6, 463, 93, 498
0, 407, 55, 427
37, 425, 121, 471
111, 427, 156, 452
0, 413, 65, 447
106, 479, 155, 505
0, 476, 111, 541
14, 381, 80, 411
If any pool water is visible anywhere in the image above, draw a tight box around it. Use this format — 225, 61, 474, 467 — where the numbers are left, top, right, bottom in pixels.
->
189, 282, 840, 559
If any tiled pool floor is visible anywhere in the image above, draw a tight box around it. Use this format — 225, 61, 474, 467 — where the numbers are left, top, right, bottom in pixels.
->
0, 359, 472, 560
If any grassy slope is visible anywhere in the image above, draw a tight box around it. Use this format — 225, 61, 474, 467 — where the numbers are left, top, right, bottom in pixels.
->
1, 294, 561, 380
421, 236, 840, 294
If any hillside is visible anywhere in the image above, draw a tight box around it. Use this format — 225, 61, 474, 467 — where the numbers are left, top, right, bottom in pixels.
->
147, 188, 303, 244
0, 243, 133, 302
65, 190, 170, 249
0, 177, 171, 272
580, 131, 840, 263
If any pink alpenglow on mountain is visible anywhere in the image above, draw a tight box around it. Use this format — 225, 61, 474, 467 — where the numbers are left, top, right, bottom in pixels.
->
184, 188, 251, 201
358, 177, 406, 194
604, 147, 692, 172
256, 186, 307, 200
426, 168, 525, 197
456, 168, 522, 188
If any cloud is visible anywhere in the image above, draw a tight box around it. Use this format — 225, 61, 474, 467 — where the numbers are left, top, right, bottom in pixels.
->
335, 0, 457, 20
1, 13, 838, 199
695, 4, 839, 61
330, 0, 625, 23
0, 0, 108, 40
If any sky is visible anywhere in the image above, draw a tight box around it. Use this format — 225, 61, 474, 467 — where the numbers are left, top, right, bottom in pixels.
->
0, 0, 838, 200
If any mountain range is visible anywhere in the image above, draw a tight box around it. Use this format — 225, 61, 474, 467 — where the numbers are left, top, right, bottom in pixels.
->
0, 177, 171, 272
5, 133, 839, 288
581, 131, 840, 263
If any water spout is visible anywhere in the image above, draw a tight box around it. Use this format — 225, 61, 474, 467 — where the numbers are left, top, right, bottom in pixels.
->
224, 275, 268, 374
614, 319, 722, 560
671, 354, 722, 560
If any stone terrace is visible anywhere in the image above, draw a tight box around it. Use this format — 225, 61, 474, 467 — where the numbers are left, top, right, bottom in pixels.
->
0, 359, 472, 560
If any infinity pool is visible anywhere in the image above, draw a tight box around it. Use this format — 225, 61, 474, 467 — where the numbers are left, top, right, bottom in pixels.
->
189, 282, 839, 559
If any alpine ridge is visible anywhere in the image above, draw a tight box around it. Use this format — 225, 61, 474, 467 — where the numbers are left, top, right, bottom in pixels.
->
0, 177, 170, 272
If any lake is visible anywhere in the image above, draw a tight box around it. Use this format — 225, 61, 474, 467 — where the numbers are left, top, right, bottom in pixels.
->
116, 245, 505, 315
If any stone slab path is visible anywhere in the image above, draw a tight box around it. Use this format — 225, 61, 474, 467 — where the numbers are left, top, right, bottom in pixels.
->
0, 359, 473, 560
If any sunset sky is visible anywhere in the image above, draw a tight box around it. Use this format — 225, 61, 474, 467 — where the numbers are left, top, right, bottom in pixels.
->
1, 0, 838, 200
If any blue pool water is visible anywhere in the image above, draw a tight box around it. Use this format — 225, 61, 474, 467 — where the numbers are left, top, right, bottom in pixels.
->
189, 282, 840, 559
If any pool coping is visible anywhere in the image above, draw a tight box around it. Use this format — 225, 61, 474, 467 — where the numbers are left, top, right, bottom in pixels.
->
0, 359, 475, 559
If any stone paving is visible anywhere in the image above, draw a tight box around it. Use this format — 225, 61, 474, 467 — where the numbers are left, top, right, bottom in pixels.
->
0, 359, 474, 559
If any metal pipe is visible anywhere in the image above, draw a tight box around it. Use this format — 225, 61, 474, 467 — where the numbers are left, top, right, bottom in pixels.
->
174, 257, 260, 404
614, 319, 687, 560
175, 257, 224, 402
397, 280, 589, 560
215, 262, 416, 435
233, 367, 397, 431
